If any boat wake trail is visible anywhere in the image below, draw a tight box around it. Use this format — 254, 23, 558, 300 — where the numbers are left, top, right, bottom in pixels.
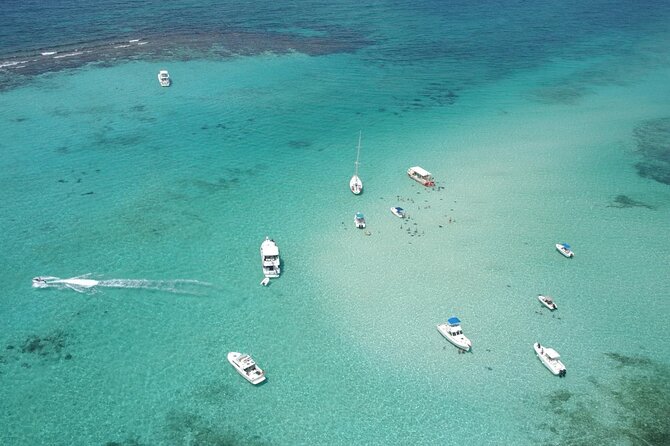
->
97, 279, 212, 295
32, 275, 212, 295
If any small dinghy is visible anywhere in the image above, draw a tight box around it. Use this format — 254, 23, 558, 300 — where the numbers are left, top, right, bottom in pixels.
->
260, 277, 270, 286
537, 294, 557, 310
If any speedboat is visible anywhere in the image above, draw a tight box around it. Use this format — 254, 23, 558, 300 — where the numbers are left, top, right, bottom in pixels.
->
32, 276, 56, 288
534, 342, 566, 377
354, 212, 366, 229
538, 294, 557, 310
407, 166, 435, 187
390, 207, 406, 218
227, 352, 266, 384
32, 275, 98, 292
260, 237, 281, 278
157, 69, 171, 87
437, 317, 472, 351
556, 243, 574, 258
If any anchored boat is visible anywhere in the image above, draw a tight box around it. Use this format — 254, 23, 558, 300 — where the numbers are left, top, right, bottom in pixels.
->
260, 237, 281, 278
538, 294, 557, 310
157, 69, 171, 87
354, 212, 366, 229
556, 243, 574, 258
407, 166, 435, 187
437, 317, 472, 351
227, 352, 266, 384
534, 342, 566, 377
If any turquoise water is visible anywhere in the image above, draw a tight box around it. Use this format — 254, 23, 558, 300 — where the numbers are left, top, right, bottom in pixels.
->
2, 1, 670, 445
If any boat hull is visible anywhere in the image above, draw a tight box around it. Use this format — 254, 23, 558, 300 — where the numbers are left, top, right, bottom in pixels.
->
555, 244, 574, 258
533, 343, 566, 376
390, 207, 405, 218
227, 352, 266, 385
260, 238, 281, 278
437, 324, 471, 351
350, 175, 363, 194
537, 295, 557, 310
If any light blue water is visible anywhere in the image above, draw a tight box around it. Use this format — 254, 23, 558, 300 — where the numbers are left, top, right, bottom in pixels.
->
1, 1, 669, 445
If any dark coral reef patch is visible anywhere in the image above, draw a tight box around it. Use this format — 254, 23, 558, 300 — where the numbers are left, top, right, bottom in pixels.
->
535, 352, 670, 445
607, 195, 655, 209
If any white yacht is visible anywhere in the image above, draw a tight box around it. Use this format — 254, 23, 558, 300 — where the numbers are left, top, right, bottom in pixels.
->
227, 352, 266, 384
407, 166, 435, 187
538, 294, 557, 310
157, 69, 171, 87
437, 317, 472, 351
390, 207, 406, 218
349, 131, 363, 195
354, 212, 366, 229
556, 243, 574, 258
260, 237, 281, 278
534, 342, 566, 377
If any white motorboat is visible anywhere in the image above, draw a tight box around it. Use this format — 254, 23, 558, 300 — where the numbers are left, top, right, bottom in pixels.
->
534, 342, 566, 377
354, 212, 366, 229
260, 237, 281, 278
157, 69, 171, 87
538, 294, 557, 310
390, 207, 406, 218
437, 317, 472, 351
227, 352, 266, 384
350, 131, 363, 195
556, 243, 574, 258
407, 166, 435, 187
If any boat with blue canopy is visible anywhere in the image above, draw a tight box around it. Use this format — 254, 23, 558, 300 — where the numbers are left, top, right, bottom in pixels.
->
437, 317, 472, 351
354, 212, 366, 229
390, 207, 406, 218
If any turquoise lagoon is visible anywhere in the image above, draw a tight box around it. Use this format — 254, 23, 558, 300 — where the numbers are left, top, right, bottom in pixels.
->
1, 2, 670, 445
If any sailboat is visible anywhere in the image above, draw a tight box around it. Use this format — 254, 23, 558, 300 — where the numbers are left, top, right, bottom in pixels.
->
349, 131, 363, 195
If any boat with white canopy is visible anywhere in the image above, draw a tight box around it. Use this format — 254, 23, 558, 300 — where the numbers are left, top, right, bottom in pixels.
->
407, 166, 435, 187
227, 352, 266, 384
534, 342, 566, 377
157, 70, 171, 87
260, 237, 281, 278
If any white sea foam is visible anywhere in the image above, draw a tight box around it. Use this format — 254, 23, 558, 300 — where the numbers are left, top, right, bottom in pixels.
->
41, 51, 57, 56
53, 51, 83, 59
0, 60, 28, 68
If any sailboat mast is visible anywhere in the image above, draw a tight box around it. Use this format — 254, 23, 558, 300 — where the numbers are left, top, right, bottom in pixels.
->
354, 130, 361, 176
